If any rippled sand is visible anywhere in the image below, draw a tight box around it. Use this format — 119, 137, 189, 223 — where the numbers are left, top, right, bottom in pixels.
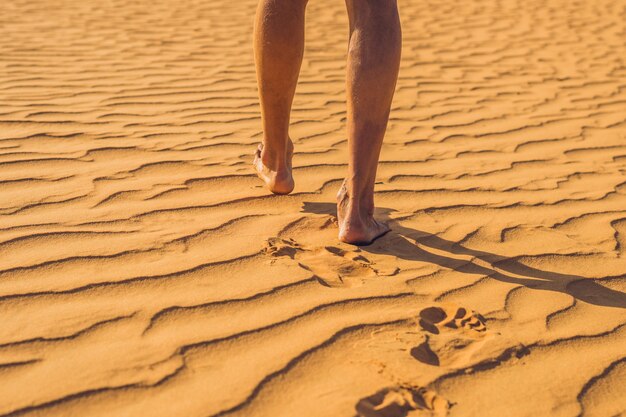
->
1, 0, 626, 416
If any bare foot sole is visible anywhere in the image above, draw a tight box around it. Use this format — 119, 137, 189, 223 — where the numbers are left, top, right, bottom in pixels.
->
337, 181, 390, 245
253, 141, 294, 195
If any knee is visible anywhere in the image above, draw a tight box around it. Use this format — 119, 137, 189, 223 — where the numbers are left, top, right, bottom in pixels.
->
363, 0, 397, 11
353, 0, 399, 25
264, 0, 308, 9
291, 0, 309, 8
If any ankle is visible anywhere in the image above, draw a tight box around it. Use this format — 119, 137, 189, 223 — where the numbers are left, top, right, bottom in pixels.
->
338, 181, 373, 213
261, 147, 288, 171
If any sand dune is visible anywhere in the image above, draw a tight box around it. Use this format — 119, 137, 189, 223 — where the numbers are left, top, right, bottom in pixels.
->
1, 0, 626, 415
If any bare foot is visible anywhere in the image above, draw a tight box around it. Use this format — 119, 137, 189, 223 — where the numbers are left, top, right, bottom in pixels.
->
253, 139, 294, 195
337, 180, 390, 245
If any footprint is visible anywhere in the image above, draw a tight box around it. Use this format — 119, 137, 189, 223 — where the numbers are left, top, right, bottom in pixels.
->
412, 305, 492, 369
265, 236, 397, 287
410, 338, 440, 367
356, 386, 449, 417
418, 305, 487, 334
264, 237, 303, 259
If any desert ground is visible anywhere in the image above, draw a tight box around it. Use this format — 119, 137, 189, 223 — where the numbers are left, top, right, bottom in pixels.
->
1, 0, 626, 416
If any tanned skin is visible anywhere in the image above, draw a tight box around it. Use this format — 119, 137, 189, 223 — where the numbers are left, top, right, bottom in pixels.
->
253, 0, 402, 245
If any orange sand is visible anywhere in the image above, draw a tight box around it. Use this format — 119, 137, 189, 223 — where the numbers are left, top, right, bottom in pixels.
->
1, 0, 626, 416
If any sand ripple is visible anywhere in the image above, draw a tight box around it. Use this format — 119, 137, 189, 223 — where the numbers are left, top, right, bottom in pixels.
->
1, 0, 625, 416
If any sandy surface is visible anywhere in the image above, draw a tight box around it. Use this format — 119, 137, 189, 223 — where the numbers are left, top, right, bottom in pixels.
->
1, 0, 626, 416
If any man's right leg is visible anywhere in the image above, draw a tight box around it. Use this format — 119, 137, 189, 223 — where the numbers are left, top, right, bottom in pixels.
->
338, 0, 402, 244
253, 0, 308, 195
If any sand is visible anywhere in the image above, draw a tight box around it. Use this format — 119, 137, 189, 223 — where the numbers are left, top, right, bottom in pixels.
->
1, 0, 626, 416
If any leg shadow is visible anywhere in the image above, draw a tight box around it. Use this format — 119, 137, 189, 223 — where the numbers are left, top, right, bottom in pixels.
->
301, 201, 626, 309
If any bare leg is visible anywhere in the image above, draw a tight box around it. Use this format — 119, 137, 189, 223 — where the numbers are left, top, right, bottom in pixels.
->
253, 0, 308, 195
338, 0, 402, 244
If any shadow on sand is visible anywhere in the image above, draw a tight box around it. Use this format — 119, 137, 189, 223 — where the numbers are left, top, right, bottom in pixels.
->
301, 201, 626, 309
